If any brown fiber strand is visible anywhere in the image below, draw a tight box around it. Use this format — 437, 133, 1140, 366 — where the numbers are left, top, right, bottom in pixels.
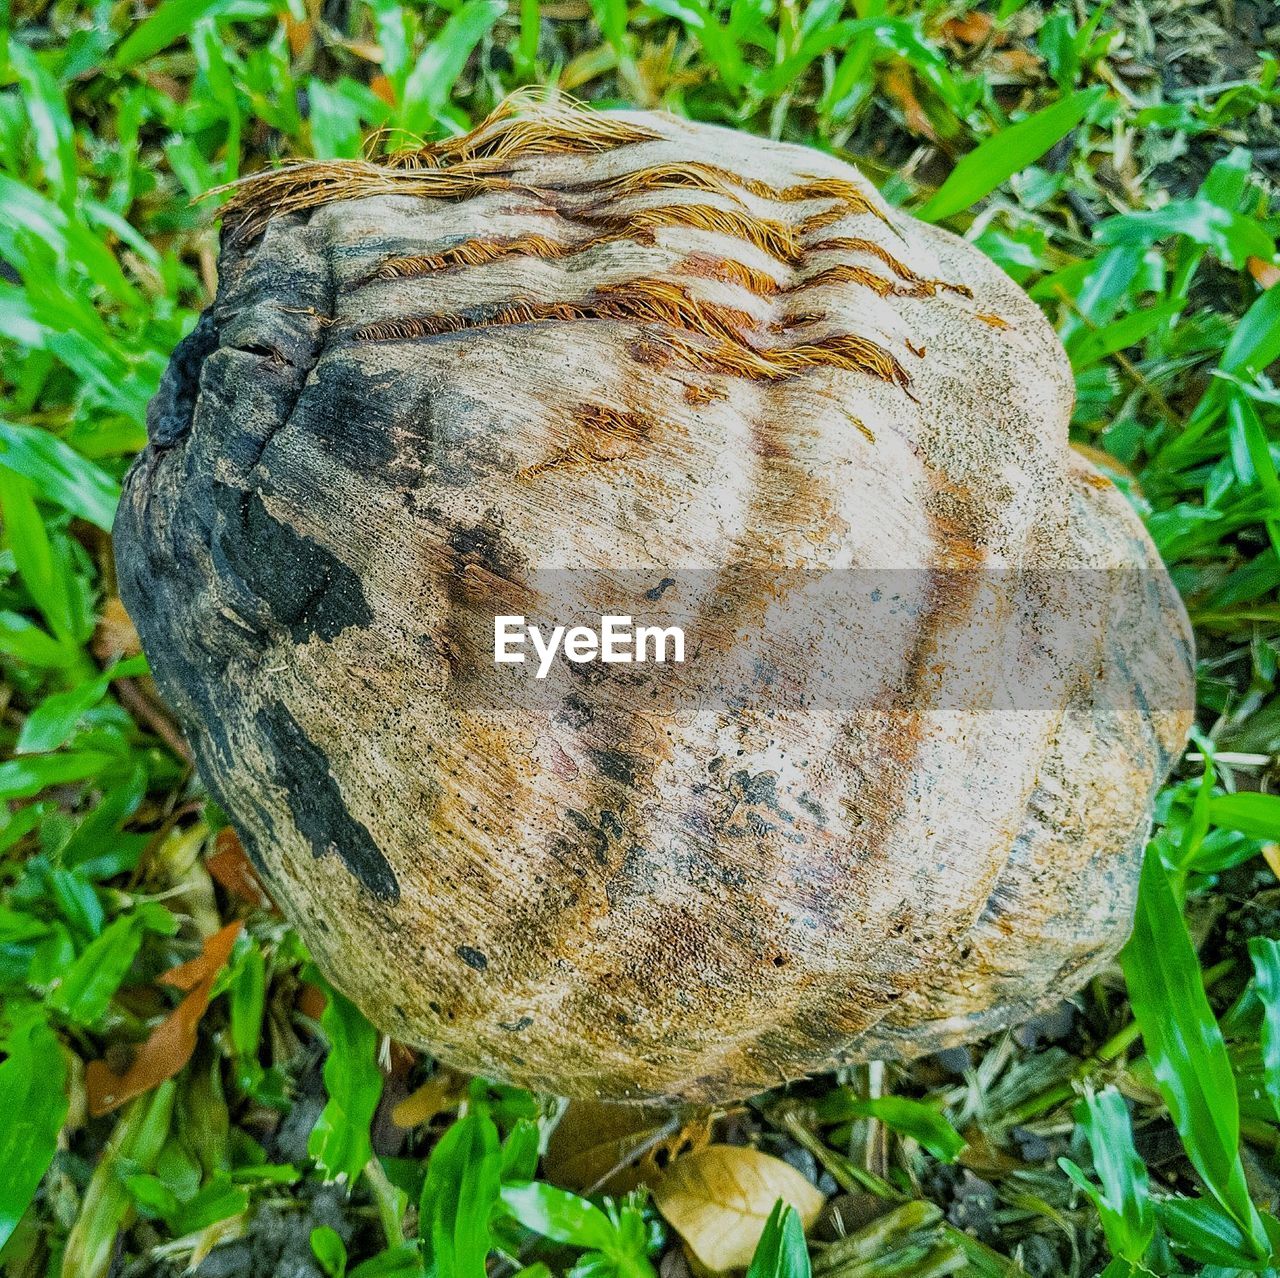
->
683, 382, 726, 405
520, 444, 617, 478
691, 255, 784, 297
368, 236, 784, 295
214, 96, 659, 239
366, 233, 933, 313
846, 413, 875, 443
371, 234, 580, 279
412, 97, 661, 167
808, 237, 974, 297
353, 280, 756, 348
591, 279, 757, 344
520, 404, 654, 478
656, 331, 913, 390
353, 302, 586, 342
210, 94, 912, 318
519, 445, 597, 478
215, 164, 507, 241
368, 233, 941, 310
768, 311, 826, 333
577, 403, 653, 440
795, 205, 850, 235
360, 205, 807, 278
785, 264, 903, 298
582, 204, 800, 264
790, 173, 884, 207
590, 162, 886, 222
351, 290, 911, 393
365, 227, 665, 283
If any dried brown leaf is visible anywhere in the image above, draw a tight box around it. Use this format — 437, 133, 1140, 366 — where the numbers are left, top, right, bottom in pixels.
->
652, 1145, 825, 1272
391, 1067, 469, 1128
545, 1101, 713, 1193
985, 48, 1045, 84
206, 828, 275, 910
1263, 842, 1280, 881
941, 11, 995, 45
284, 14, 312, 56
92, 596, 141, 662
296, 981, 328, 1022
86, 921, 242, 1117
1248, 256, 1280, 289
880, 65, 938, 143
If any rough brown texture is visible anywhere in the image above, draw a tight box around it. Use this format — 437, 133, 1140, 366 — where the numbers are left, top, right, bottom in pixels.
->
114, 97, 1195, 1103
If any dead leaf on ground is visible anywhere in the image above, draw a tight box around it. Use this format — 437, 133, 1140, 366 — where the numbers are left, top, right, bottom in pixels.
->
985, 48, 1045, 84
86, 921, 242, 1117
391, 1066, 469, 1128
941, 10, 996, 46
142, 71, 188, 104
879, 65, 938, 143
92, 596, 141, 662
957, 1126, 1023, 1176
1263, 842, 1280, 881
188, 1212, 247, 1270
388, 1040, 417, 1078
652, 1144, 825, 1273
283, 14, 312, 56
206, 828, 275, 911
339, 36, 383, 62
545, 1100, 713, 1194
296, 981, 328, 1022
1248, 256, 1280, 289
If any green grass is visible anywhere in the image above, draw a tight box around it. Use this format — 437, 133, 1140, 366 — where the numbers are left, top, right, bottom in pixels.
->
1, 1, 1279, 1275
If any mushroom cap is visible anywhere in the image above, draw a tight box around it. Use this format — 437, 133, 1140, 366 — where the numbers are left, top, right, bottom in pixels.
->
115, 99, 1194, 1102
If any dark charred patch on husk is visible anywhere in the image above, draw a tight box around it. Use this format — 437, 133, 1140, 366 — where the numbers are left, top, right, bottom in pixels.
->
147, 309, 222, 448
590, 747, 641, 788
211, 485, 372, 645
254, 700, 400, 902
455, 945, 490, 971
562, 807, 627, 868
446, 510, 526, 581
293, 357, 407, 472
555, 693, 595, 728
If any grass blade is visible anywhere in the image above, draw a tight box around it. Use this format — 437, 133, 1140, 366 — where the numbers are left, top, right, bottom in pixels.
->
111, 0, 251, 71
745, 1202, 811, 1278
307, 977, 384, 1186
917, 85, 1104, 222
420, 1112, 502, 1278
0, 420, 120, 531
0, 1009, 67, 1251
1120, 847, 1268, 1258
815, 1091, 965, 1163
1058, 1088, 1153, 1264
1207, 791, 1280, 839
1248, 937, 1280, 1124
